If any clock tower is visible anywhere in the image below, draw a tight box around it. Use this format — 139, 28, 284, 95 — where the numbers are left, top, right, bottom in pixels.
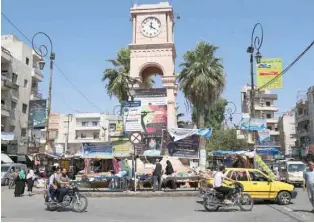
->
129, 2, 178, 128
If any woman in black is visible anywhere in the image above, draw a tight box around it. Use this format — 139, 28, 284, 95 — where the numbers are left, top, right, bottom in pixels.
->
14, 169, 26, 197
165, 160, 176, 189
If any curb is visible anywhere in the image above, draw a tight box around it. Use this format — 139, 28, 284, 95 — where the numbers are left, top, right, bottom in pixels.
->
33, 189, 199, 198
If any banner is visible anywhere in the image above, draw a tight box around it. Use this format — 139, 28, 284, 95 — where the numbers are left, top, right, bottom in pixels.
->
82, 142, 113, 159
256, 58, 283, 89
111, 137, 131, 157
161, 130, 200, 158
28, 100, 47, 129
240, 117, 266, 131
167, 128, 212, 142
257, 130, 270, 143
123, 88, 167, 137
1, 132, 15, 141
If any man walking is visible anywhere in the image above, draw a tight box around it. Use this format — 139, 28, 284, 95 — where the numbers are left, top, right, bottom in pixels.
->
152, 159, 163, 192
303, 161, 314, 212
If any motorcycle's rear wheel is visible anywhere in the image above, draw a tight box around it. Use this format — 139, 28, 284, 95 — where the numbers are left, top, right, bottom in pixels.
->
238, 193, 254, 211
203, 194, 219, 212
73, 194, 88, 213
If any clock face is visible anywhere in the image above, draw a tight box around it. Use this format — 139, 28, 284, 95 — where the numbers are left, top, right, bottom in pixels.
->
141, 17, 161, 37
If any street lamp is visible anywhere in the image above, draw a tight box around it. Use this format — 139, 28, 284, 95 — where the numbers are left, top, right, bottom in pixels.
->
224, 101, 237, 128
247, 23, 264, 147
32, 32, 55, 152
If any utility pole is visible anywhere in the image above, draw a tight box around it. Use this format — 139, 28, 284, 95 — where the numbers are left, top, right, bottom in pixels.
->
64, 114, 72, 154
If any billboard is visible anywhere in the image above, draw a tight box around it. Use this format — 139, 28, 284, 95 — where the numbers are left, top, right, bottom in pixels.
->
240, 116, 266, 132
160, 130, 200, 158
28, 100, 47, 129
123, 88, 167, 137
82, 142, 113, 159
111, 137, 131, 157
256, 58, 283, 89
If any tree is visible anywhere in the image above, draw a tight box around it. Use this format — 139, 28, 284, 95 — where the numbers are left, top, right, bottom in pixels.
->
102, 47, 154, 102
192, 98, 227, 130
206, 128, 249, 151
178, 41, 225, 168
176, 107, 185, 128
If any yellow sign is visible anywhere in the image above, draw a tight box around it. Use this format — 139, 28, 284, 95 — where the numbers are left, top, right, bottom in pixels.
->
256, 58, 283, 89
116, 122, 123, 133
111, 137, 131, 156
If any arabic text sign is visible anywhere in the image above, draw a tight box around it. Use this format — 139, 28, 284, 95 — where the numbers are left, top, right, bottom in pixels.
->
82, 143, 113, 159
28, 100, 47, 129
240, 117, 266, 131
257, 130, 271, 143
256, 58, 283, 89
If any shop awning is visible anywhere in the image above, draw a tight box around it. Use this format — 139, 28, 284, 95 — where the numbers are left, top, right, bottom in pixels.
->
1, 153, 14, 164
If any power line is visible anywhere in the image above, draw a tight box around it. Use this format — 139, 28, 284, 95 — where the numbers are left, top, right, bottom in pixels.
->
1, 12, 102, 112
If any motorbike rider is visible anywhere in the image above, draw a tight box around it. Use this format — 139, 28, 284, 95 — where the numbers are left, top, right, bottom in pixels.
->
48, 167, 61, 202
58, 168, 70, 203
213, 165, 235, 204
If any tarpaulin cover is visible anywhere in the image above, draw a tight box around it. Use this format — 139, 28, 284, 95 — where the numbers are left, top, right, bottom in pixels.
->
167, 128, 212, 142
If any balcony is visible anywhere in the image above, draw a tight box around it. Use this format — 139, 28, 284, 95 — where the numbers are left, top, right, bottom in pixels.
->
297, 129, 309, 137
266, 118, 278, 124
30, 89, 43, 100
75, 124, 101, 131
269, 130, 280, 136
1, 76, 13, 90
1, 103, 10, 117
254, 105, 279, 112
1, 47, 12, 63
31, 66, 44, 82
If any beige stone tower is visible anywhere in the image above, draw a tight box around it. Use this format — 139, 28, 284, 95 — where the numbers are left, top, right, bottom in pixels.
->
129, 2, 178, 128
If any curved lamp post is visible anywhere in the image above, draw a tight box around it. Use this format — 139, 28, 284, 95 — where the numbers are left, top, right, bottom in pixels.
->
32, 32, 55, 151
224, 101, 237, 127
247, 23, 264, 146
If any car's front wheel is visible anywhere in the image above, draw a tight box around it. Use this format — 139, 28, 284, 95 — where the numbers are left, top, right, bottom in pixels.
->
277, 191, 291, 205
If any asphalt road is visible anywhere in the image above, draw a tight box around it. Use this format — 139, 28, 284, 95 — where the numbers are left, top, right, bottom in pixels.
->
1, 187, 314, 222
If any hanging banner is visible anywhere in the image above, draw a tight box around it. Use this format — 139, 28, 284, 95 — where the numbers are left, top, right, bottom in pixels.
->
28, 100, 47, 129
111, 137, 131, 157
256, 58, 283, 89
82, 142, 113, 159
161, 130, 200, 158
257, 129, 271, 143
167, 128, 212, 142
240, 116, 266, 131
123, 88, 167, 137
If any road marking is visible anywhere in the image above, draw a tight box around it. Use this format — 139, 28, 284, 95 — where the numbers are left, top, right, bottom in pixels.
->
284, 207, 293, 212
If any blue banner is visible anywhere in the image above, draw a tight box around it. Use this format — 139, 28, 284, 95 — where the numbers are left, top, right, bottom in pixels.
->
240, 117, 266, 131
82, 142, 113, 159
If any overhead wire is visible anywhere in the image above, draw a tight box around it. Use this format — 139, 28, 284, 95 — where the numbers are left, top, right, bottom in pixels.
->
1, 12, 102, 112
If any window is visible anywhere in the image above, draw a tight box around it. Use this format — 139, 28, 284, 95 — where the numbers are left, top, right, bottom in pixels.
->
231, 171, 248, 181
92, 121, 98, 126
9, 125, 15, 132
266, 101, 271, 106
22, 104, 28, 114
1, 99, 5, 105
93, 132, 100, 139
21, 128, 27, 137
25, 57, 29, 65
11, 101, 17, 111
109, 123, 116, 131
23, 79, 28, 88
267, 126, 273, 130
288, 164, 306, 172
248, 171, 268, 182
81, 122, 88, 127
266, 114, 272, 119
12, 73, 18, 84
80, 133, 86, 138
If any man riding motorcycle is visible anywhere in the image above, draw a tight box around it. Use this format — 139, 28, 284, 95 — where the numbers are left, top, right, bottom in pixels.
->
213, 166, 235, 204
58, 168, 70, 203
48, 167, 61, 202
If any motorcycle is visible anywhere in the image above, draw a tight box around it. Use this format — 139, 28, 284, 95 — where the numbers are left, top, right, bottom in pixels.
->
200, 181, 254, 212
44, 184, 88, 213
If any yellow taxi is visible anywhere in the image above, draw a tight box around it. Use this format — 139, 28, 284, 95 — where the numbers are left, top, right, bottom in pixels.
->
203, 168, 297, 205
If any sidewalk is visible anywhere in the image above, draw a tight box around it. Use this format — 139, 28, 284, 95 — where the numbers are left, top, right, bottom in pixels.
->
32, 187, 199, 197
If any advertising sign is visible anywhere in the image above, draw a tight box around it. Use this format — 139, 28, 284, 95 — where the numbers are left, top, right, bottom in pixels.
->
256, 58, 283, 89
82, 142, 113, 159
257, 130, 271, 143
123, 88, 167, 137
28, 100, 47, 129
1, 132, 15, 141
111, 137, 131, 157
161, 130, 200, 158
240, 116, 266, 131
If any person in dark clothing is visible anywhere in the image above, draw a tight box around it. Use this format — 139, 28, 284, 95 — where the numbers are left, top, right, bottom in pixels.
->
58, 168, 70, 203
14, 169, 25, 197
152, 159, 163, 192
165, 160, 176, 189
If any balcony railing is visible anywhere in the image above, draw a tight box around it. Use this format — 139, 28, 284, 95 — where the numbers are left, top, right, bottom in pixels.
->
31, 89, 43, 99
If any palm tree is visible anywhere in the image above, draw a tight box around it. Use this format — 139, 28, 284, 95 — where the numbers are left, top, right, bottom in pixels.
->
102, 47, 154, 102
176, 107, 185, 128
178, 41, 225, 167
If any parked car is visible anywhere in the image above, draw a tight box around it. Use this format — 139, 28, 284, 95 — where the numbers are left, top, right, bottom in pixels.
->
203, 167, 297, 205
1, 163, 28, 185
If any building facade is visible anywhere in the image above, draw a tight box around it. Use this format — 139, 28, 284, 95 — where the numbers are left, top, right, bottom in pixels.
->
241, 84, 280, 148
278, 111, 296, 156
294, 85, 314, 157
1, 34, 43, 156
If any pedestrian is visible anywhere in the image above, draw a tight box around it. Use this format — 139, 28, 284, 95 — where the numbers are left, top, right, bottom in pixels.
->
152, 159, 163, 192
303, 161, 314, 212
165, 160, 176, 189
26, 169, 36, 196
14, 169, 25, 197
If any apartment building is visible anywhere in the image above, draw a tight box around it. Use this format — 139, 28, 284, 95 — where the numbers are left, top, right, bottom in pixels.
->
278, 111, 296, 156
241, 84, 280, 148
1, 34, 43, 156
294, 85, 314, 156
